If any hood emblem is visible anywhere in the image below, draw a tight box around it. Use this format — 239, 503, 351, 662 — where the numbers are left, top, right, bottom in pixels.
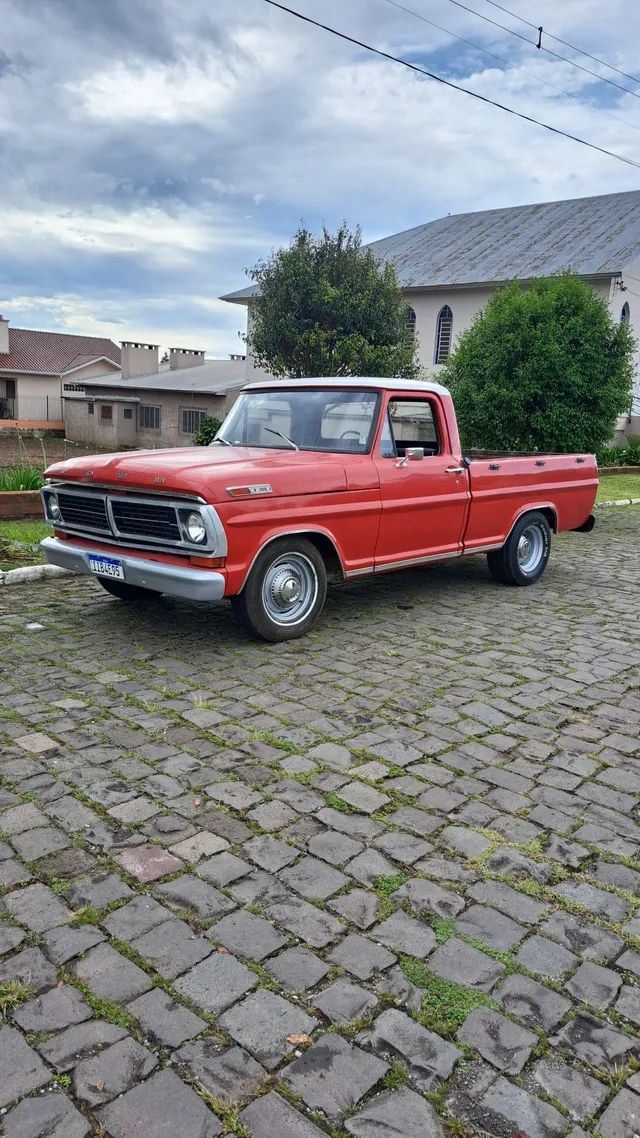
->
226, 483, 273, 498
154, 475, 166, 485
117, 472, 128, 480
85, 469, 94, 478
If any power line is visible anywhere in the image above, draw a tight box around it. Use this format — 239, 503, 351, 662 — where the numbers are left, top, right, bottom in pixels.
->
483, 0, 640, 88
260, 0, 640, 170
443, 0, 640, 100
382, 0, 640, 136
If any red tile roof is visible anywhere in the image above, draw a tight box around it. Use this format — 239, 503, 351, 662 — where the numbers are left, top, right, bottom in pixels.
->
0, 325, 121, 376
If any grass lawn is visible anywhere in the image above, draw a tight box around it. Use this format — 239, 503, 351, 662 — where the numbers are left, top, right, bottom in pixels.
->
597, 472, 640, 502
0, 519, 52, 571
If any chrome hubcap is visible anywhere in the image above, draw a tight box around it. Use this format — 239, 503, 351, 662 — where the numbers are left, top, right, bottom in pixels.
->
262, 554, 318, 626
517, 525, 544, 573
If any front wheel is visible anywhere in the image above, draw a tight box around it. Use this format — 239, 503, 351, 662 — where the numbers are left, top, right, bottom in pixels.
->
487, 511, 551, 586
97, 578, 161, 602
231, 538, 327, 642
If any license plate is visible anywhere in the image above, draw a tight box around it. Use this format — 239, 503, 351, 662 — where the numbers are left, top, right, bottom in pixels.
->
88, 555, 124, 580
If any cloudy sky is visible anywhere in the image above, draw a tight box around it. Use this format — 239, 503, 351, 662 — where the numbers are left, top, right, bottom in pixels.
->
1, 0, 639, 356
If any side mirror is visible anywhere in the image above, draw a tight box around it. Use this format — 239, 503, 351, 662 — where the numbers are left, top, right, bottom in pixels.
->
406, 447, 425, 461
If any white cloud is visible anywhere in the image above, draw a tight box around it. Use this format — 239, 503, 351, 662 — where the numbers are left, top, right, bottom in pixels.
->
69, 61, 236, 124
0, 203, 276, 268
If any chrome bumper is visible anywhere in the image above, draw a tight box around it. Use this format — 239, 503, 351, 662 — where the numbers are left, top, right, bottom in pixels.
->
40, 537, 226, 601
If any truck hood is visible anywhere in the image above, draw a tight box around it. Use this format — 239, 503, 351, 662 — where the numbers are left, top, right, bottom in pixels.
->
45, 446, 348, 500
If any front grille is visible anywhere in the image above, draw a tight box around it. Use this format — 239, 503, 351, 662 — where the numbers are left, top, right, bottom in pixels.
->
45, 484, 218, 555
111, 499, 181, 542
58, 492, 109, 532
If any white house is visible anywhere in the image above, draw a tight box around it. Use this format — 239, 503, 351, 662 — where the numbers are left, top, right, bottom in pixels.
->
0, 317, 121, 429
221, 190, 640, 438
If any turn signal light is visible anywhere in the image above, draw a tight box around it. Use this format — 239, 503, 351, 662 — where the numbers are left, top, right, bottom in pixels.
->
190, 556, 226, 568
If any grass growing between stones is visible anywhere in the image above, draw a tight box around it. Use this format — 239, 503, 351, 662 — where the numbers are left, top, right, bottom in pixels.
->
382, 1062, 410, 1090
432, 917, 457, 944
373, 873, 407, 896
0, 980, 32, 1020
400, 958, 495, 1037
324, 792, 357, 815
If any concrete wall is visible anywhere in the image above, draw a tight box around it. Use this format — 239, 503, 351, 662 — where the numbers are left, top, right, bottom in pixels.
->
63, 397, 138, 449
64, 387, 242, 448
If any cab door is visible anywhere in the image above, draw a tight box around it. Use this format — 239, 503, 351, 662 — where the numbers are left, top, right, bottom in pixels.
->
373, 395, 470, 569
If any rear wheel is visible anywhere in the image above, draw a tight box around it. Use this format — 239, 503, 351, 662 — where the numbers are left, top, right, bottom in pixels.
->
97, 578, 161, 602
231, 537, 327, 642
487, 511, 551, 586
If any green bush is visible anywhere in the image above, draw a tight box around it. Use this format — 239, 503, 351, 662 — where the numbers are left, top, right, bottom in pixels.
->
442, 274, 635, 453
0, 466, 44, 491
193, 416, 222, 446
596, 435, 640, 466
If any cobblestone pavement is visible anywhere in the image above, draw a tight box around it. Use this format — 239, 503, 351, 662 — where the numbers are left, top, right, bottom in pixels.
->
1, 506, 639, 1138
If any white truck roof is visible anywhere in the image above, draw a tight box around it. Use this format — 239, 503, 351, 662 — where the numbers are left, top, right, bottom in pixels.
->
242, 376, 451, 397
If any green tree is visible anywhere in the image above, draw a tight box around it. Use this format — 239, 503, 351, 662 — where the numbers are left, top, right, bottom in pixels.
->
441, 275, 634, 453
247, 223, 419, 379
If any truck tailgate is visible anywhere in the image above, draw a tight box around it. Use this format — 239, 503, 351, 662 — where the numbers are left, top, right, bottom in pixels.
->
464, 454, 598, 550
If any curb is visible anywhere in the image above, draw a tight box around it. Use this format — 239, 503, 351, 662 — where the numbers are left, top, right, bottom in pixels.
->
0, 564, 74, 587
596, 498, 640, 508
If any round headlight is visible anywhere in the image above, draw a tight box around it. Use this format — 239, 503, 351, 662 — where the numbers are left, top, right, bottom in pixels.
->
185, 512, 207, 544
48, 493, 61, 520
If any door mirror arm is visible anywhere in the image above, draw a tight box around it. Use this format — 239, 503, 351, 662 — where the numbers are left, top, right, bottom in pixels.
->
395, 447, 425, 468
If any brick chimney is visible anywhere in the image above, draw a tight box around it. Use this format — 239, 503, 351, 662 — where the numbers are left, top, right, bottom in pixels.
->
0, 316, 9, 355
120, 342, 159, 379
169, 347, 205, 370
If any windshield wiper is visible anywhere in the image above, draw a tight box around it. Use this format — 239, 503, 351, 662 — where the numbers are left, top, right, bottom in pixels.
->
211, 436, 232, 446
264, 428, 299, 451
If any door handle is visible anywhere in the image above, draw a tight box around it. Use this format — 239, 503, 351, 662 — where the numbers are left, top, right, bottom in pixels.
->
445, 466, 464, 474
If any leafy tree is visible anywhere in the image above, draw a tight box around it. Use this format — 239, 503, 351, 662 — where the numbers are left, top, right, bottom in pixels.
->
247, 223, 419, 378
441, 275, 634, 453
193, 415, 222, 445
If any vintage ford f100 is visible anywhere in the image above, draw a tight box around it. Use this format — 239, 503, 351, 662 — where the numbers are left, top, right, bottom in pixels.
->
41, 377, 598, 641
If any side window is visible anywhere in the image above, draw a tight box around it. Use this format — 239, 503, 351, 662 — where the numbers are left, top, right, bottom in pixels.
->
386, 399, 439, 457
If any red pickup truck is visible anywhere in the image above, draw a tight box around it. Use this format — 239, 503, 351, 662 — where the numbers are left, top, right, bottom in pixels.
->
41, 378, 597, 641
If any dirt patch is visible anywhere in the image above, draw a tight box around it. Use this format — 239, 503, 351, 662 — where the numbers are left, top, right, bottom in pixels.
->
0, 432, 116, 469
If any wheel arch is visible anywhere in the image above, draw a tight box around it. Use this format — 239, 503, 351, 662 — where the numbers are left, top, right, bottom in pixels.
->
237, 529, 345, 592
507, 503, 557, 541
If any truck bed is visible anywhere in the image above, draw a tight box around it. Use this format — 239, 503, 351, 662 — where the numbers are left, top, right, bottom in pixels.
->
463, 452, 598, 550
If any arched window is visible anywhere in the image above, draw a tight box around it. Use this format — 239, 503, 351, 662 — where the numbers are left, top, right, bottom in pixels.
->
621, 301, 630, 325
434, 305, 453, 363
406, 306, 417, 337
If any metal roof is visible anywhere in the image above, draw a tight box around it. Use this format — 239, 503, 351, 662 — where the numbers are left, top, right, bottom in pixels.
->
243, 376, 451, 396
367, 190, 640, 289
220, 190, 640, 300
82, 357, 247, 395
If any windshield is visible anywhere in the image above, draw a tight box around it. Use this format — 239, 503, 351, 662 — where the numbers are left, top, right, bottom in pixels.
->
215, 389, 380, 453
